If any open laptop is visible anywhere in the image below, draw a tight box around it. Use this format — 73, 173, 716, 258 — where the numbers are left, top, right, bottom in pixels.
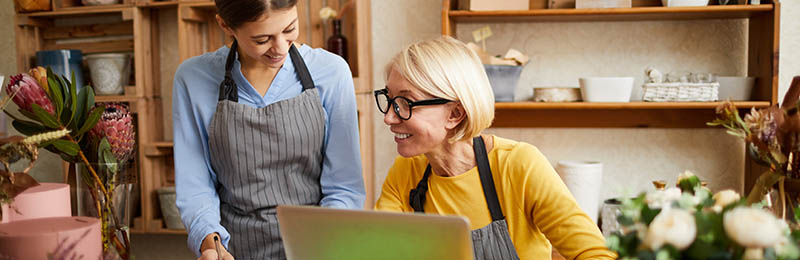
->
277, 205, 474, 260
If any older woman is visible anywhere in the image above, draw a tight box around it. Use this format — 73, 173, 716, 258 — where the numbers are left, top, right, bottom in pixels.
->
374, 36, 614, 260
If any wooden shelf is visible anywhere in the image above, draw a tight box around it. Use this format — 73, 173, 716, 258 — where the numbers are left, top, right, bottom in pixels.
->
94, 90, 144, 103
137, 1, 179, 8
143, 142, 173, 157
19, 5, 133, 17
492, 101, 770, 128
447, 4, 774, 23
495, 101, 770, 110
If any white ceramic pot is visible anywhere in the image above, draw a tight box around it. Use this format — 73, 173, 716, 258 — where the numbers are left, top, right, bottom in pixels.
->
84, 53, 131, 95
82, 0, 120, 6
579, 77, 634, 102
556, 160, 603, 224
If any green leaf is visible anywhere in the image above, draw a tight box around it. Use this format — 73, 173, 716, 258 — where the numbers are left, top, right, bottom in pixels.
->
45, 67, 60, 98
86, 85, 95, 113
31, 104, 60, 129
17, 108, 41, 123
11, 119, 46, 136
74, 85, 90, 129
49, 74, 64, 118
76, 106, 103, 137
68, 72, 78, 126
51, 139, 80, 156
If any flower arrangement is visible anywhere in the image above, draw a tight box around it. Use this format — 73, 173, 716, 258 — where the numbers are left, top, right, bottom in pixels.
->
318, 1, 353, 22
2, 67, 136, 259
708, 76, 800, 215
607, 171, 800, 259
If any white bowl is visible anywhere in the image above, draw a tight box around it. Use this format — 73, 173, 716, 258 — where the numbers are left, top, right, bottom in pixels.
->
579, 77, 634, 102
717, 76, 755, 101
661, 0, 709, 7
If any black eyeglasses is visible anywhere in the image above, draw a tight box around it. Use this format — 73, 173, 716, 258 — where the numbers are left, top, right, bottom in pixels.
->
374, 88, 452, 120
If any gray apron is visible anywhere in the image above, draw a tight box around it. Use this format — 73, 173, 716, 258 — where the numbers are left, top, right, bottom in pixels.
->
410, 137, 521, 260
208, 41, 325, 259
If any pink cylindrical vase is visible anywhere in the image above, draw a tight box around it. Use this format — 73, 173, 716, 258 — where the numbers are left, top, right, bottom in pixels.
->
0, 216, 102, 259
0, 183, 71, 223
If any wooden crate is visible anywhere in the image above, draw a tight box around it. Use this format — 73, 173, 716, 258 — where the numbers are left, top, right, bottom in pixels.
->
15, 11, 137, 90
54, 0, 134, 10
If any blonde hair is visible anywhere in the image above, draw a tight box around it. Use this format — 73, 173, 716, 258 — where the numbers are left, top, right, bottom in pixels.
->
386, 36, 495, 143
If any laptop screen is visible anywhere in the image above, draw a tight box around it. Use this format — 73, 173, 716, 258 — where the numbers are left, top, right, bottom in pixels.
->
277, 205, 474, 260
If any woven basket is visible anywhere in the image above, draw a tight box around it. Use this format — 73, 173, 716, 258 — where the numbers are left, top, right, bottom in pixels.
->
642, 82, 719, 102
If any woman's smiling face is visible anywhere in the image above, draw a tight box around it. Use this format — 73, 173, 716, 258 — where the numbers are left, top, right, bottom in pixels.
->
224, 6, 300, 68
383, 68, 455, 158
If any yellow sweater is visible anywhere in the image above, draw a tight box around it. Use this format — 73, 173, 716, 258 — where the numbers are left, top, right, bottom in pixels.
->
375, 136, 615, 260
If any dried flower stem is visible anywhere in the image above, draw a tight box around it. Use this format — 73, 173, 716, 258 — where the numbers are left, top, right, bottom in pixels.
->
22, 129, 70, 145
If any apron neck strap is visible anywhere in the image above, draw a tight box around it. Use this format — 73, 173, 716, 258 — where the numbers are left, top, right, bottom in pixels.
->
219, 40, 239, 102
473, 136, 504, 221
218, 42, 316, 102
288, 44, 315, 91
409, 136, 505, 221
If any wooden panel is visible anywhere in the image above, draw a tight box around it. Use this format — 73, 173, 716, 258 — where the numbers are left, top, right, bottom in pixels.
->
491, 107, 759, 128
42, 21, 133, 39
54, 0, 134, 10
356, 93, 375, 209
747, 2, 779, 104
43, 38, 134, 54
443, 0, 456, 36
494, 101, 770, 110
448, 4, 773, 23
14, 23, 42, 74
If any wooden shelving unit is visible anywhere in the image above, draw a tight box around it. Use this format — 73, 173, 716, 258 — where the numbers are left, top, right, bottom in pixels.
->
442, 0, 780, 130
13, 0, 374, 234
442, 0, 780, 197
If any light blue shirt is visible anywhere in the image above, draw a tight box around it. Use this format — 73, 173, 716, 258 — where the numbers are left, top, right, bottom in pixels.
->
172, 44, 365, 255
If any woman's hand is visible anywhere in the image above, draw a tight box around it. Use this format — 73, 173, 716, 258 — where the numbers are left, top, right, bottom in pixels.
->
197, 233, 234, 260
198, 247, 234, 260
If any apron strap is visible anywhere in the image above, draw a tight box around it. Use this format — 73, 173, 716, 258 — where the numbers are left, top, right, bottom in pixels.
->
288, 44, 315, 91
219, 40, 239, 102
409, 165, 431, 213
218, 42, 316, 102
473, 136, 504, 221
408, 136, 505, 221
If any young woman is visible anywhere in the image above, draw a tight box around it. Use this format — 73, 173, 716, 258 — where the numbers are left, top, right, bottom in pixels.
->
374, 36, 615, 259
172, 0, 365, 258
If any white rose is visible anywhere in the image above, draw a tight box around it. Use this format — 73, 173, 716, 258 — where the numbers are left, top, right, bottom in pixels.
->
678, 170, 696, 183
743, 248, 764, 260
712, 190, 741, 212
643, 209, 696, 250
723, 207, 782, 248
646, 187, 682, 209
319, 7, 337, 20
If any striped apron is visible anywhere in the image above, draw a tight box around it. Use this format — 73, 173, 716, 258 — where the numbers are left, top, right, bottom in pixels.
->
410, 136, 521, 260
208, 42, 325, 259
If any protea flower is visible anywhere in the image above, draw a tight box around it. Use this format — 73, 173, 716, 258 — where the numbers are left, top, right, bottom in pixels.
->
90, 103, 135, 162
6, 73, 54, 114
27, 66, 48, 93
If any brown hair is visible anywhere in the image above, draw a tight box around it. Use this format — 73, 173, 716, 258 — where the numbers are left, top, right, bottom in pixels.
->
215, 0, 298, 29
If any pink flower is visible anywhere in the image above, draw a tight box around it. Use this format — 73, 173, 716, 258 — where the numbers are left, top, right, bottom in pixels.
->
6, 73, 54, 114
90, 103, 135, 162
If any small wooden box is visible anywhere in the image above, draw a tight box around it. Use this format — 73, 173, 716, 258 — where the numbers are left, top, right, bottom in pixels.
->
459, 0, 529, 10
548, 0, 575, 8
14, 0, 53, 13
576, 0, 632, 8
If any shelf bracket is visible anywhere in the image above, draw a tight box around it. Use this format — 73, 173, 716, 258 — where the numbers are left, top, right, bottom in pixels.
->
180, 6, 209, 23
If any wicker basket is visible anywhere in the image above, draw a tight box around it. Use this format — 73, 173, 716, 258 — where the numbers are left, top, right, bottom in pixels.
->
642, 82, 719, 102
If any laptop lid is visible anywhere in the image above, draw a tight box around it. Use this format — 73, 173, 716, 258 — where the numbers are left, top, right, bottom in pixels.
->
277, 205, 474, 260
